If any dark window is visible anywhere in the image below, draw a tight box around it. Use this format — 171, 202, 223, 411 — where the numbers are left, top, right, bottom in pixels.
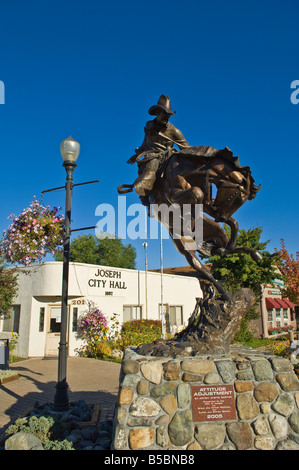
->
3, 305, 20, 333
49, 307, 61, 333
39, 307, 45, 332
72, 307, 78, 332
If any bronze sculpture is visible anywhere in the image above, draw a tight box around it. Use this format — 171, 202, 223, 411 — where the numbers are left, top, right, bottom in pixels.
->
118, 95, 262, 355
126, 95, 189, 206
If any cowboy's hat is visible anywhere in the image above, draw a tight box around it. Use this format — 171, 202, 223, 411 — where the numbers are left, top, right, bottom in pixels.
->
148, 94, 176, 116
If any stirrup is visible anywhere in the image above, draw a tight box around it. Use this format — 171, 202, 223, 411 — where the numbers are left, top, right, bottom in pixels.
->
117, 184, 134, 194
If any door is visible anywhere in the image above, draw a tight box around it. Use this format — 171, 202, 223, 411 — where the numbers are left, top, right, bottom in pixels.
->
45, 305, 69, 357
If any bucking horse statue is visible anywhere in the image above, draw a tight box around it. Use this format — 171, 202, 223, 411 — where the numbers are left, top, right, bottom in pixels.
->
117, 95, 262, 356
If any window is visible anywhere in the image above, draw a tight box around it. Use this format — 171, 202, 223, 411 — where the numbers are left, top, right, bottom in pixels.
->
267, 309, 273, 326
283, 309, 288, 325
159, 304, 168, 317
72, 307, 78, 332
123, 305, 142, 322
3, 305, 20, 333
49, 307, 61, 333
169, 306, 183, 325
275, 308, 281, 327
165, 305, 183, 333
39, 307, 45, 332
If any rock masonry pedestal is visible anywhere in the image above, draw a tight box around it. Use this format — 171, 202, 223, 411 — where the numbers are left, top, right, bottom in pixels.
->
112, 345, 299, 450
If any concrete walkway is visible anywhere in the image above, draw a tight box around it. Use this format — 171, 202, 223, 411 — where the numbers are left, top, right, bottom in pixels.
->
0, 357, 121, 436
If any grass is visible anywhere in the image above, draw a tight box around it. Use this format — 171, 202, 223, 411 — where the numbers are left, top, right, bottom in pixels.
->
233, 334, 291, 349
10, 356, 27, 364
0, 369, 18, 379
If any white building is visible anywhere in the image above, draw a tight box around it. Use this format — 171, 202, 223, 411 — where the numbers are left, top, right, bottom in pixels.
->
0, 262, 202, 358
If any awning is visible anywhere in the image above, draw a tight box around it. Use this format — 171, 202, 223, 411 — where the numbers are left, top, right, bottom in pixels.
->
265, 297, 295, 309
282, 298, 295, 309
275, 298, 290, 308
265, 298, 281, 309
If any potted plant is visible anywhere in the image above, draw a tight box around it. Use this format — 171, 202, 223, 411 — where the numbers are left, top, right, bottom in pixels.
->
1, 198, 64, 266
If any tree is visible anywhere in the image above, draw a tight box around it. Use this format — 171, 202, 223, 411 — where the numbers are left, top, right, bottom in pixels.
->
54, 234, 136, 269
0, 255, 18, 319
275, 239, 299, 305
206, 226, 279, 296
202, 226, 280, 341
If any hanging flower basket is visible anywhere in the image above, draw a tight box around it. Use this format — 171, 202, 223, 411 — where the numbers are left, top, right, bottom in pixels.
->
0, 197, 65, 266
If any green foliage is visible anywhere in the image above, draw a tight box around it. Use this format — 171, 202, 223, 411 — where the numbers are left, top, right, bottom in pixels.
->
0, 255, 18, 319
43, 439, 75, 450
233, 316, 257, 343
120, 319, 162, 349
64, 234, 99, 265
6, 416, 55, 443
97, 236, 136, 269
208, 226, 280, 296
9, 332, 19, 361
6, 415, 74, 450
0, 369, 18, 380
55, 233, 136, 269
204, 226, 280, 341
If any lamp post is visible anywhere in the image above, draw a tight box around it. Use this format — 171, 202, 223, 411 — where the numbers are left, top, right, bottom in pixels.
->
53, 136, 80, 411
160, 223, 165, 339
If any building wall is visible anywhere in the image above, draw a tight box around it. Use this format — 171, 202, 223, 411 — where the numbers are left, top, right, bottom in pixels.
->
259, 282, 296, 338
0, 262, 202, 358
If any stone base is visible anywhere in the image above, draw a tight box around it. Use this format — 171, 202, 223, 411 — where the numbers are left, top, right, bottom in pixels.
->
112, 345, 299, 450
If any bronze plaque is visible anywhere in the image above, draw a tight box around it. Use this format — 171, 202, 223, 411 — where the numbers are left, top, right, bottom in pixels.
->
191, 384, 237, 422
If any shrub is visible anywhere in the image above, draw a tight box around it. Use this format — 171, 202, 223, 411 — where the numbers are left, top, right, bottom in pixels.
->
233, 318, 255, 343
9, 332, 19, 361
5, 415, 74, 450
6, 416, 54, 443
120, 319, 162, 349
266, 339, 290, 357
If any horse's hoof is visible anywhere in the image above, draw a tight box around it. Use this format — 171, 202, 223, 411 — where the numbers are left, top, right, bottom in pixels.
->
217, 247, 227, 257
211, 247, 227, 257
221, 292, 232, 302
251, 251, 263, 261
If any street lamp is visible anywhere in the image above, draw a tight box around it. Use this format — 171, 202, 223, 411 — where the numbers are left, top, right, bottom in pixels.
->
53, 136, 80, 411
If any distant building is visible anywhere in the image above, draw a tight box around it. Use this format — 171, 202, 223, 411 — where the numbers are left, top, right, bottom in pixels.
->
253, 278, 296, 338
0, 262, 201, 358
152, 267, 297, 339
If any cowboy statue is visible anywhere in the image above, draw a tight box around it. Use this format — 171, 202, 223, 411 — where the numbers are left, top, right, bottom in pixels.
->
127, 94, 189, 205
118, 93, 262, 307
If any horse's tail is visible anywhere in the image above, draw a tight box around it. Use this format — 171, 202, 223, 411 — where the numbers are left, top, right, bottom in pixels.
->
117, 184, 134, 194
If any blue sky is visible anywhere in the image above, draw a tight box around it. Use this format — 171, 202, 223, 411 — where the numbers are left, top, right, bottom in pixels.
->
0, 0, 298, 271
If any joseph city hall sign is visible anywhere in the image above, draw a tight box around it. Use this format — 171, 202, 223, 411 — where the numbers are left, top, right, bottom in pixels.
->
88, 268, 128, 296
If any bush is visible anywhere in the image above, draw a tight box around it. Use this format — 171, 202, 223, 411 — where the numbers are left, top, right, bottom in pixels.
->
233, 318, 255, 343
120, 319, 162, 349
5, 415, 74, 450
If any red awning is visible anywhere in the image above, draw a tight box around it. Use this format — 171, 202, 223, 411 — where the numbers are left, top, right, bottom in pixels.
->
265, 298, 281, 309
265, 297, 295, 309
275, 298, 290, 308
282, 298, 295, 309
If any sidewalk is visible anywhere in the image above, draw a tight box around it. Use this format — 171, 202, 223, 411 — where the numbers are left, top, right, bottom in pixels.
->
0, 357, 121, 435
